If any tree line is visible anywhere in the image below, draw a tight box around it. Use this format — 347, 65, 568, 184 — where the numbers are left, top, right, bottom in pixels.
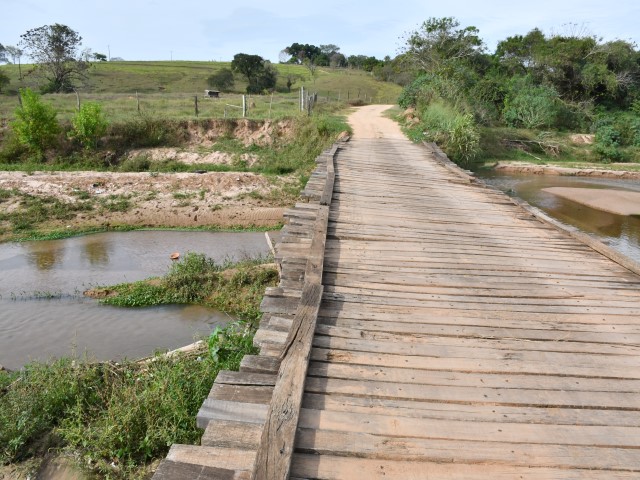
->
395, 17, 640, 164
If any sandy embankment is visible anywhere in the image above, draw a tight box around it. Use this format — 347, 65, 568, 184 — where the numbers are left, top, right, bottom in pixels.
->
543, 187, 640, 216
494, 162, 640, 180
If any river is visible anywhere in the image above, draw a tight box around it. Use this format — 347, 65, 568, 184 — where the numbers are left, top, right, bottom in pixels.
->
0, 230, 271, 370
475, 170, 640, 263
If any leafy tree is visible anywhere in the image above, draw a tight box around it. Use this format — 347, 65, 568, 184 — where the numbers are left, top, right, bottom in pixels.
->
207, 68, 235, 92
283, 43, 322, 64
69, 102, 108, 149
5, 46, 24, 79
11, 88, 60, 155
0, 43, 6, 63
0, 70, 9, 93
20, 23, 89, 93
402, 17, 485, 74
249, 61, 277, 94
231, 54, 275, 93
93, 52, 107, 62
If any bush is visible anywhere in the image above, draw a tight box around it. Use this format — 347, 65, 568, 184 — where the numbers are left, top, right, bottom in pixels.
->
207, 68, 235, 92
503, 82, 560, 129
10, 88, 60, 156
69, 102, 109, 149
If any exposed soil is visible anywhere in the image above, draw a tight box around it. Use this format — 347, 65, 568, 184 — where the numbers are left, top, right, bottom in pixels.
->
0, 170, 288, 232
0, 120, 303, 238
492, 161, 640, 179
543, 187, 640, 216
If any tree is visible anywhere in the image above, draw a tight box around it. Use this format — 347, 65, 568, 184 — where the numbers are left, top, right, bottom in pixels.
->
402, 17, 484, 74
0, 70, 9, 93
231, 54, 275, 93
11, 88, 60, 155
20, 23, 89, 93
283, 43, 322, 64
0, 44, 7, 63
207, 68, 234, 92
93, 52, 107, 62
69, 102, 108, 150
5, 46, 24, 79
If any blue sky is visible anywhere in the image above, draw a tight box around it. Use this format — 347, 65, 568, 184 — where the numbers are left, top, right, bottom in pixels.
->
3, 0, 639, 62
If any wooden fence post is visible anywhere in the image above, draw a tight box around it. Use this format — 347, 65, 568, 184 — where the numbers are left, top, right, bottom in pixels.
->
194, 95, 199, 117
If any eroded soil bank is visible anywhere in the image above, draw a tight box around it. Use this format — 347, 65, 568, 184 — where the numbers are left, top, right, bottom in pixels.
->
0, 119, 305, 241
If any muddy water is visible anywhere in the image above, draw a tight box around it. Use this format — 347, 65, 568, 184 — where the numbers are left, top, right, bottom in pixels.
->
0, 230, 271, 370
475, 170, 640, 263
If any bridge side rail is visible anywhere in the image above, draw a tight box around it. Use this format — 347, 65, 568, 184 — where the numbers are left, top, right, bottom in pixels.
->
152, 144, 339, 479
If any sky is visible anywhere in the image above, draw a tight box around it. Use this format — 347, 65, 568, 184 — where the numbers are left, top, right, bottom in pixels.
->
3, 0, 640, 62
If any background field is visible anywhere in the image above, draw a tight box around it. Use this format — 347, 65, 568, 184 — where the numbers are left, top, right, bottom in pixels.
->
0, 61, 402, 121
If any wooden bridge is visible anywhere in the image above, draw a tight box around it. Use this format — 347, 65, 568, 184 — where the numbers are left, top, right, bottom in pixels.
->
154, 106, 640, 479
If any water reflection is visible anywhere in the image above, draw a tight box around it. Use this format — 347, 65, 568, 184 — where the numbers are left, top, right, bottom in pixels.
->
476, 170, 640, 263
81, 237, 111, 266
0, 230, 273, 370
24, 241, 63, 270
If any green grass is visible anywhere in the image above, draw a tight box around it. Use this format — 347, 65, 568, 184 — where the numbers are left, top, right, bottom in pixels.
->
0, 61, 402, 122
0, 255, 277, 478
96, 253, 278, 323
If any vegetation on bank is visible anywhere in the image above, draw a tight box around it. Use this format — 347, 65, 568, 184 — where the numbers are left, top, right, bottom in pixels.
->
0, 254, 277, 478
396, 17, 640, 168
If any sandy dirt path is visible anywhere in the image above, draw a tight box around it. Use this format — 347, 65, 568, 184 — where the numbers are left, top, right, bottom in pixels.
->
348, 105, 404, 140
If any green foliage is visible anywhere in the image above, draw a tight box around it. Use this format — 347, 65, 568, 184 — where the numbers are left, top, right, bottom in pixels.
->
69, 102, 109, 149
207, 68, 235, 92
0, 69, 9, 93
208, 322, 258, 365
402, 17, 484, 75
0, 358, 105, 463
11, 88, 60, 155
58, 354, 218, 476
592, 112, 640, 162
405, 100, 480, 167
503, 79, 560, 129
20, 23, 88, 93
99, 253, 278, 323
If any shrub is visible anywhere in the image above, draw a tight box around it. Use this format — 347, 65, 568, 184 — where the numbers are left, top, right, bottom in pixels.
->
503, 83, 560, 129
207, 68, 235, 92
10, 88, 60, 156
446, 113, 481, 166
69, 102, 109, 150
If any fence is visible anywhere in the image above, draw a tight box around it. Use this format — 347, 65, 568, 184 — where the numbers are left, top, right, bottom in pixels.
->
0, 87, 397, 123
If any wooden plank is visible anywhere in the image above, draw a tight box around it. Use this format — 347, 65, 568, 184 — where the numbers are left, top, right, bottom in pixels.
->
301, 392, 640, 427
252, 283, 324, 480
290, 453, 639, 479
207, 384, 273, 404
294, 428, 640, 470
201, 420, 262, 450
240, 355, 280, 374
197, 399, 268, 429
153, 459, 250, 480
306, 361, 640, 393
303, 376, 640, 410
215, 371, 277, 386
166, 444, 255, 471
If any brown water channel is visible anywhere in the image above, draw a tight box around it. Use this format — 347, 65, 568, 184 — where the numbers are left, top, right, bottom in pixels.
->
475, 170, 640, 263
0, 230, 271, 370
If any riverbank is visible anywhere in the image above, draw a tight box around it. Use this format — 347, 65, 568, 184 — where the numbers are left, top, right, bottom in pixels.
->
0, 255, 278, 479
0, 169, 291, 242
488, 161, 640, 179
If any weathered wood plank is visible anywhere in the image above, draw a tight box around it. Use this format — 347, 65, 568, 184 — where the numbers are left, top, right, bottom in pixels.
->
290, 453, 640, 479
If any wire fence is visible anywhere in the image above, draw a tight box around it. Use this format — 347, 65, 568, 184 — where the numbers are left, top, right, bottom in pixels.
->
0, 87, 398, 123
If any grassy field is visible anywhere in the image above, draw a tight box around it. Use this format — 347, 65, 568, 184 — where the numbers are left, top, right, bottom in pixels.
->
0, 61, 402, 122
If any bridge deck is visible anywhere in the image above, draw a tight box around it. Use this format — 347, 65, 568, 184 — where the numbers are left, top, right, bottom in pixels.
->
290, 137, 640, 479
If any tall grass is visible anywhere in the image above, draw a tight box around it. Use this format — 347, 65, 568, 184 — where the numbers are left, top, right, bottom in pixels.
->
405, 100, 480, 167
